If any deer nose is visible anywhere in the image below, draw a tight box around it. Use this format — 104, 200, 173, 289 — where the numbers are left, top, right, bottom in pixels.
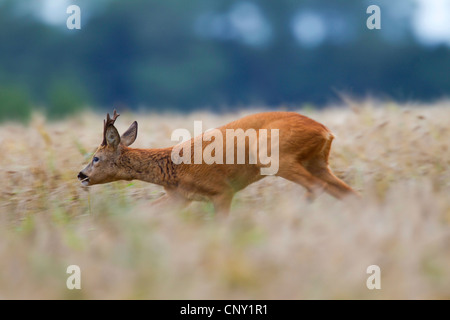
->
78, 172, 88, 181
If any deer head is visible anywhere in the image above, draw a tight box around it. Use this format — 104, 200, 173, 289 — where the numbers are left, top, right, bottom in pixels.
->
78, 110, 138, 186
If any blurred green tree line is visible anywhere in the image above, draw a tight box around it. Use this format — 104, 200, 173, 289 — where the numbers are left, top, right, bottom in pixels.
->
0, 0, 449, 121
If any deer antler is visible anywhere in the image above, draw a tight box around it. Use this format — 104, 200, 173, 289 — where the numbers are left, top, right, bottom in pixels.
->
102, 109, 120, 146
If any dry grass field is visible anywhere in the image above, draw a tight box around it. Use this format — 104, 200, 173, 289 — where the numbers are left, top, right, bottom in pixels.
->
0, 100, 449, 299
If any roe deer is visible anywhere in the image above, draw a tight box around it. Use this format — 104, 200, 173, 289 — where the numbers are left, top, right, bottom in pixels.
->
78, 110, 358, 215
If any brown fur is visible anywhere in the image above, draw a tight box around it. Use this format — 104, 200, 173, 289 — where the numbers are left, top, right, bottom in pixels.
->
78, 111, 358, 215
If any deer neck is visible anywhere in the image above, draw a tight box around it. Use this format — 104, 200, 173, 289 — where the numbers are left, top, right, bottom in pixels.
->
117, 147, 177, 187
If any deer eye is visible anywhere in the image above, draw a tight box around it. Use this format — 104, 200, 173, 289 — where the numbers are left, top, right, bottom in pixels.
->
93, 157, 100, 163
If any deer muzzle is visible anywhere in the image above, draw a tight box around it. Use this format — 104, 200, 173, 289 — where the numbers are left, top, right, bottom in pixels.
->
77, 172, 90, 186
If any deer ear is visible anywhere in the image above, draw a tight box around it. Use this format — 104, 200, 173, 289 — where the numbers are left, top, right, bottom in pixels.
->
120, 121, 138, 147
106, 125, 121, 148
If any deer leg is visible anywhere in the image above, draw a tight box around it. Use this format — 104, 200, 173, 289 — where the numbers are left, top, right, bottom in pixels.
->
211, 193, 233, 216
152, 194, 170, 206
299, 135, 359, 200
304, 190, 316, 202
152, 190, 191, 211
309, 166, 359, 199
277, 162, 329, 199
